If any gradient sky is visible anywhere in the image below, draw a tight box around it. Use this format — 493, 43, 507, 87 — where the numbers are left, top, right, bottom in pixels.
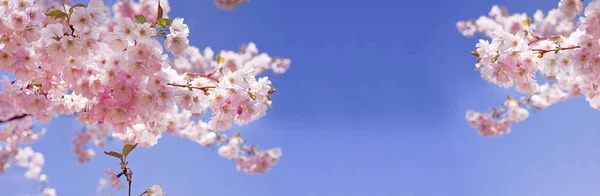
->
3, 0, 600, 195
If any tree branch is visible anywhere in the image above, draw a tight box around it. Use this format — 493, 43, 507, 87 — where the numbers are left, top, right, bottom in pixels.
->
528, 35, 561, 46
128, 179, 132, 196
0, 114, 31, 124
167, 83, 216, 91
185, 72, 219, 82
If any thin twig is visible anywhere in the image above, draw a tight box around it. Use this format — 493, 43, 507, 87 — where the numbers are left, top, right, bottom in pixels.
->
531, 46, 580, 52
128, 179, 132, 196
0, 114, 30, 123
185, 73, 219, 82
528, 35, 561, 46
167, 83, 216, 91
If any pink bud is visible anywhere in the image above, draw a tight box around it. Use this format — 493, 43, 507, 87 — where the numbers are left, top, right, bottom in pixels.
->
237, 106, 243, 115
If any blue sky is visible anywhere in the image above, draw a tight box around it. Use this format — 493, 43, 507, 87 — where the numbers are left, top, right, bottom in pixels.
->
3, 0, 600, 195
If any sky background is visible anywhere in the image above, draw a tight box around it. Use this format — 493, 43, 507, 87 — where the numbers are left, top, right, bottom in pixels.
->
3, 0, 600, 195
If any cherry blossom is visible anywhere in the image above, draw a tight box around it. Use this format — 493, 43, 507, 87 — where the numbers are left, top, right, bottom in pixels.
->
42, 187, 57, 196
215, 0, 249, 10
144, 184, 166, 196
458, 0, 598, 135
104, 169, 123, 190
558, 0, 583, 19
0, 0, 290, 195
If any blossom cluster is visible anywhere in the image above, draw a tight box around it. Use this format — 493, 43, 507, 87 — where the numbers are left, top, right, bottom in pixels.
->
457, 3, 576, 38
218, 136, 282, 174
0, 0, 289, 195
457, 0, 596, 135
72, 125, 110, 164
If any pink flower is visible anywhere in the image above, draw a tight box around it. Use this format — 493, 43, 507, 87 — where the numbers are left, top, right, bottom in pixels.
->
70, 7, 92, 33
505, 100, 529, 122
164, 34, 189, 55
236, 148, 282, 174
465, 111, 511, 137
113, 17, 136, 44
218, 143, 240, 160
60, 36, 84, 57
215, 0, 248, 10
558, 0, 583, 19
88, 0, 109, 24
10, 11, 28, 30
0, 0, 291, 190
104, 169, 123, 190
42, 187, 56, 196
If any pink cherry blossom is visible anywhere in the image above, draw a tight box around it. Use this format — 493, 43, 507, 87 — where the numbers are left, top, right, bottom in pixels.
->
42, 187, 56, 196
458, 0, 597, 135
215, 0, 249, 10
558, 0, 583, 19
104, 169, 123, 190
236, 148, 282, 174
0, 0, 290, 194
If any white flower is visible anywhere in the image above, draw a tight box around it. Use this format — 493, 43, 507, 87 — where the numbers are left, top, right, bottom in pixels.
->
170, 18, 189, 37
218, 143, 240, 160
164, 34, 189, 55
145, 184, 166, 196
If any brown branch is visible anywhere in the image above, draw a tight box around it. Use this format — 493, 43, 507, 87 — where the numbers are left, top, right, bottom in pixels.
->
185, 73, 219, 83
528, 35, 561, 46
128, 178, 132, 196
531, 46, 580, 52
0, 114, 30, 123
121, 167, 132, 196
167, 83, 216, 91
532, 46, 580, 58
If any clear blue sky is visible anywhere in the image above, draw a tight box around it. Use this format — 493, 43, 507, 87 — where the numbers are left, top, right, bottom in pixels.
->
3, 0, 600, 195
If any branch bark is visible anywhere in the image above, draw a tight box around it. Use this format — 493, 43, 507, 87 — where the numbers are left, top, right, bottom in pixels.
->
0, 114, 31, 123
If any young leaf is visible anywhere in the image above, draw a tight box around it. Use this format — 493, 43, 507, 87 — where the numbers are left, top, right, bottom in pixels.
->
247, 92, 256, 100
266, 95, 273, 108
46, 10, 65, 17
470, 49, 479, 57
475, 58, 482, 70
491, 54, 500, 63
156, 18, 171, 29
522, 17, 532, 27
233, 132, 243, 142
135, 15, 147, 24
216, 54, 225, 64
104, 151, 123, 160
122, 143, 138, 158
157, 1, 164, 20
69, 3, 86, 14
268, 87, 277, 94
46, 10, 68, 20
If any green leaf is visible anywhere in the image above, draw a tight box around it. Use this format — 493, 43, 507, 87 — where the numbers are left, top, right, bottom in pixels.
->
156, 18, 171, 29
69, 3, 86, 14
135, 15, 147, 24
46, 10, 68, 20
157, 1, 164, 20
122, 143, 138, 158
46, 10, 65, 17
104, 151, 123, 160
